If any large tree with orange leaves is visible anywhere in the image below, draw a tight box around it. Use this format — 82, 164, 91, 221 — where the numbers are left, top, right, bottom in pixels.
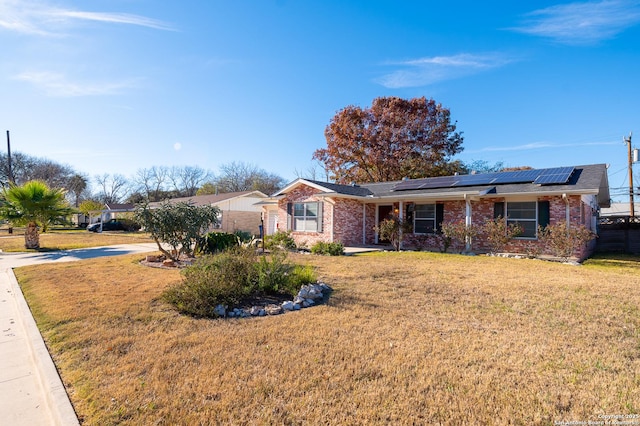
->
313, 96, 464, 183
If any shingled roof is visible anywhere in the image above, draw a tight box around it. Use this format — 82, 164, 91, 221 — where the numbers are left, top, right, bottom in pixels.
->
276, 164, 610, 207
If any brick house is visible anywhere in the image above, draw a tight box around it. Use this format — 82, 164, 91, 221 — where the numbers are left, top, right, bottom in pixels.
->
265, 164, 610, 259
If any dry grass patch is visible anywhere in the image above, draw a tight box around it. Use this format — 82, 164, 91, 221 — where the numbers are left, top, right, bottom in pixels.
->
16, 252, 640, 425
0, 229, 152, 252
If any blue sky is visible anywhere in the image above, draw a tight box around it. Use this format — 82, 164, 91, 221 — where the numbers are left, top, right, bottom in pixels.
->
1, 1, 639, 201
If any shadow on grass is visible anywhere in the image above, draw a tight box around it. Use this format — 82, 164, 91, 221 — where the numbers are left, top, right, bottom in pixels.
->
584, 252, 640, 270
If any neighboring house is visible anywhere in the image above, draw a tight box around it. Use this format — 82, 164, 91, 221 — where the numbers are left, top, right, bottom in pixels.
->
266, 164, 610, 260
600, 202, 640, 217
152, 191, 269, 235
77, 203, 135, 227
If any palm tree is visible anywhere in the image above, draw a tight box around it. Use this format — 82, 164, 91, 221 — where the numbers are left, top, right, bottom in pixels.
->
0, 180, 76, 249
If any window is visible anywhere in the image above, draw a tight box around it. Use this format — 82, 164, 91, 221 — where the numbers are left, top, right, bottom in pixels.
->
291, 202, 322, 232
505, 201, 537, 238
413, 204, 436, 234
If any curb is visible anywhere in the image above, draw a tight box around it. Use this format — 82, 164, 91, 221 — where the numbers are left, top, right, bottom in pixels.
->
8, 270, 80, 426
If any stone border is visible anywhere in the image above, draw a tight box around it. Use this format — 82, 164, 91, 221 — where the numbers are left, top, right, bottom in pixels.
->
217, 282, 332, 318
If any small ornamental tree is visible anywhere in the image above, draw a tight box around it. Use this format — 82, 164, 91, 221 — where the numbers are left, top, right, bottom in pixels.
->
134, 201, 220, 261
482, 216, 523, 255
374, 215, 413, 251
538, 222, 595, 261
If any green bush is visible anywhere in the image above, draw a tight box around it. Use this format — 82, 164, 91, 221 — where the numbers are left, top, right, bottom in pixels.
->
196, 232, 239, 254
310, 241, 344, 256
163, 247, 256, 317
234, 230, 253, 243
254, 250, 292, 294
163, 247, 318, 317
286, 264, 317, 293
264, 230, 296, 250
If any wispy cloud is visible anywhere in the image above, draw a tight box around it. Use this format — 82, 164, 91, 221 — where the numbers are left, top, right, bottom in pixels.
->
509, 0, 640, 45
375, 53, 515, 88
14, 71, 139, 97
0, 0, 175, 36
51, 10, 175, 31
474, 140, 619, 153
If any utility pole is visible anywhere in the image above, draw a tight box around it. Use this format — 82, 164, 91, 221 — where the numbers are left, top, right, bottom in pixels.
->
6, 130, 15, 184
625, 132, 634, 217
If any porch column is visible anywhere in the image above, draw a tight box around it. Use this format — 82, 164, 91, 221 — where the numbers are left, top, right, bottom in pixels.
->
398, 201, 404, 250
362, 204, 366, 245
465, 195, 472, 252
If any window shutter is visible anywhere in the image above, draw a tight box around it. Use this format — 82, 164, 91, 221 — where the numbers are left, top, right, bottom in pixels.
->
494, 202, 505, 219
286, 203, 292, 231
538, 201, 550, 229
316, 202, 323, 233
436, 203, 444, 233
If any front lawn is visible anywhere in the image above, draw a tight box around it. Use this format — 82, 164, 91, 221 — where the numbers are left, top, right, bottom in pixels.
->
16, 252, 640, 424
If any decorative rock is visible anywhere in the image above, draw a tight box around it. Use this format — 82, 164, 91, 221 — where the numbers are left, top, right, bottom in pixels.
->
162, 259, 176, 267
250, 306, 261, 316
293, 296, 305, 305
258, 309, 266, 317
302, 299, 315, 308
282, 301, 295, 311
293, 303, 301, 310
266, 304, 283, 315
298, 287, 310, 299
213, 304, 227, 317
146, 255, 161, 262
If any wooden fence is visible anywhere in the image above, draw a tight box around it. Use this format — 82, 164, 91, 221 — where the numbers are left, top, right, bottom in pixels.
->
596, 216, 640, 254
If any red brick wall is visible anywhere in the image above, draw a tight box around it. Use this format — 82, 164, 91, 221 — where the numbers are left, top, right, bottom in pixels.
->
278, 185, 596, 258
277, 185, 332, 247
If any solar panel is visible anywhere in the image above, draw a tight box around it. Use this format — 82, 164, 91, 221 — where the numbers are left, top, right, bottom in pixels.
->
417, 176, 458, 189
393, 166, 576, 191
492, 169, 540, 184
393, 179, 428, 191
534, 167, 574, 185
454, 173, 497, 186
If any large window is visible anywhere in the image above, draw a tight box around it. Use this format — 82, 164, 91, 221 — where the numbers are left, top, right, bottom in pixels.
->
292, 202, 322, 232
505, 201, 537, 238
413, 204, 436, 234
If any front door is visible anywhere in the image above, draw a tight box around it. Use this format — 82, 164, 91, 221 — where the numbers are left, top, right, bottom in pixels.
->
377, 205, 394, 243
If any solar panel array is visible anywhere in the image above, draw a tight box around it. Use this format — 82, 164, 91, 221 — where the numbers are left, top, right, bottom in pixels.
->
393, 167, 575, 191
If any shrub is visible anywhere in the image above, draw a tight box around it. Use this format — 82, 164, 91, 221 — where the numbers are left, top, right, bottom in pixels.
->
482, 216, 523, 254
234, 230, 253, 243
254, 250, 292, 294
374, 215, 413, 251
538, 222, 595, 261
163, 247, 256, 317
286, 264, 317, 294
310, 241, 344, 256
264, 230, 296, 250
441, 221, 480, 253
196, 232, 239, 254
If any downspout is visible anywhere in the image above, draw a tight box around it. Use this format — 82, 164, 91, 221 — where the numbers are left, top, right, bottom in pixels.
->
464, 194, 472, 253
562, 194, 570, 229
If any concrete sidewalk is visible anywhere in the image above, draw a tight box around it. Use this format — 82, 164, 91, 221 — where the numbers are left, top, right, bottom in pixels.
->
0, 243, 159, 426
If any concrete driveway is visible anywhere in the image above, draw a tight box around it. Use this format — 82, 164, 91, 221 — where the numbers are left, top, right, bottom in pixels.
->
0, 243, 159, 426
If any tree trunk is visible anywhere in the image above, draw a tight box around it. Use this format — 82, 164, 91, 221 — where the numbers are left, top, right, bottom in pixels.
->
24, 222, 40, 249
